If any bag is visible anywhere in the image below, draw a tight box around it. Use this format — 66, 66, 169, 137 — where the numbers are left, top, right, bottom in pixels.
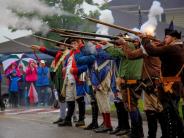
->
53, 100, 59, 109
53, 89, 59, 101
28, 83, 38, 104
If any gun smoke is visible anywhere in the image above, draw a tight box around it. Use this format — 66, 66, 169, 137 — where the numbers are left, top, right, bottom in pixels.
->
140, 0, 164, 36
0, 0, 72, 34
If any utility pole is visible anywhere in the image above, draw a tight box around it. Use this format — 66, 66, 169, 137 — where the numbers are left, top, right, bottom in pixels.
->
138, 0, 142, 29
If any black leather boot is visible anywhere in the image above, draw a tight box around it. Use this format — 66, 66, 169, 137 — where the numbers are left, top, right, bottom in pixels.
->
111, 101, 130, 135
145, 110, 157, 138
95, 113, 112, 133
84, 100, 98, 130
129, 109, 144, 138
110, 126, 121, 134
58, 101, 75, 127
95, 126, 112, 133
0, 98, 5, 111
53, 118, 63, 124
75, 97, 85, 127
58, 120, 72, 127
116, 129, 130, 136
110, 102, 122, 134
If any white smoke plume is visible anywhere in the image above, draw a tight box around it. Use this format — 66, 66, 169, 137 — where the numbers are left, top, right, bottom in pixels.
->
96, 9, 114, 39
140, 1, 164, 36
75, 1, 100, 15
0, 0, 63, 33
3, 0, 61, 16
92, 0, 112, 6
75, 1, 114, 39
76, 0, 112, 15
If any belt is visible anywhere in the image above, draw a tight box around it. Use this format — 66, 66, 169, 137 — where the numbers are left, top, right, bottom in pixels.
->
125, 80, 138, 85
66, 82, 75, 86
160, 76, 181, 83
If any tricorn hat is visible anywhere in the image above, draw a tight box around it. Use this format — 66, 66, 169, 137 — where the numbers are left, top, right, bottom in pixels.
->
56, 39, 66, 46
64, 38, 78, 44
165, 20, 181, 39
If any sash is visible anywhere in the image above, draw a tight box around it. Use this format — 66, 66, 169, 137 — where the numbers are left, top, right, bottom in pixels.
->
50, 49, 70, 72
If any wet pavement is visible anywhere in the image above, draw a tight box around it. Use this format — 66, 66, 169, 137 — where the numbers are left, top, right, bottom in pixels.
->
0, 107, 161, 138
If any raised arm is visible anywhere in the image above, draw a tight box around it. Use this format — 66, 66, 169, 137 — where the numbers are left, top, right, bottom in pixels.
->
114, 38, 144, 59
143, 43, 172, 57
32, 45, 59, 57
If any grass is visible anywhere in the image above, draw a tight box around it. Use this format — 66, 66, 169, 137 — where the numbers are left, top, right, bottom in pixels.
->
108, 99, 183, 119
138, 99, 183, 118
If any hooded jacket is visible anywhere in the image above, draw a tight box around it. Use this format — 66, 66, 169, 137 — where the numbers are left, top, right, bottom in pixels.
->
25, 60, 38, 82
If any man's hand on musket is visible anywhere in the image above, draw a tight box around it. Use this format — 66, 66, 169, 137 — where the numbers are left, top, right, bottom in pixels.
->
99, 40, 108, 45
31, 45, 40, 51
150, 41, 162, 47
137, 33, 147, 39
90, 41, 98, 45
115, 37, 127, 45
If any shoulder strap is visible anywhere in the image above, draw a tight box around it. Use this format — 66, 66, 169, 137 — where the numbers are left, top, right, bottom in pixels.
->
176, 64, 184, 77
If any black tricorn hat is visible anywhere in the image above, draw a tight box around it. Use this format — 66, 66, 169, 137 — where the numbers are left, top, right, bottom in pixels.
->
64, 38, 85, 45
165, 20, 181, 39
56, 39, 65, 46
64, 38, 78, 44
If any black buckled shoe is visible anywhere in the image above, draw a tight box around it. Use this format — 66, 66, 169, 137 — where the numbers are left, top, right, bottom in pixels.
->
95, 126, 113, 133
53, 118, 63, 124
116, 129, 130, 136
75, 120, 85, 127
109, 127, 121, 134
58, 121, 72, 127
84, 122, 98, 130
122, 132, 143, 138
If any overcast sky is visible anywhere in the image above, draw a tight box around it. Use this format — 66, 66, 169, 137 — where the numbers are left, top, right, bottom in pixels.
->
0, 27, 32, 43
0, 0, 111, 44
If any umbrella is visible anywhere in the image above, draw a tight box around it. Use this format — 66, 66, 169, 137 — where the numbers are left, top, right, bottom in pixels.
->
2, 53, 36, 72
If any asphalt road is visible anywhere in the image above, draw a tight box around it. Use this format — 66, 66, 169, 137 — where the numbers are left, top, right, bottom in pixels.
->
0, 108, 162, 138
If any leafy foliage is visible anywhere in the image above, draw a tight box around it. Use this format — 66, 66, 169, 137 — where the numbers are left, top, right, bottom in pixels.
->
37, 0, 109, 47
40, 0, 89, 47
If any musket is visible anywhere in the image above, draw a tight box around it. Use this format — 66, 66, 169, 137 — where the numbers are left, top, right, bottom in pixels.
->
3, 35, 65, 52
82, 16, 160, 42
3, 35, 32, 48
32, 35, 73, 48
51, 28, 118, 40
58, 33, 135, 43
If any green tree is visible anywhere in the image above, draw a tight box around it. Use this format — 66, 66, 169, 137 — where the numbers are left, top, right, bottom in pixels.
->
40, 0, 99, 47
38, 0, 109, 48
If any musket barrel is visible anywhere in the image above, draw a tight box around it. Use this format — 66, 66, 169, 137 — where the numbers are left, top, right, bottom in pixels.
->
33, 35, 72, 48
82, 16, 160, 42
58, 33, 135, 43
51, 28, 118, 39
82, 16, 141, 35
59, 33, 106, 42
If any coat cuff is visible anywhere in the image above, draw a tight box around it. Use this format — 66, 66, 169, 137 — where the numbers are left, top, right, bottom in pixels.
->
96, 44, 102, 49
39, 46, 46, 52
71, 67, 78, 74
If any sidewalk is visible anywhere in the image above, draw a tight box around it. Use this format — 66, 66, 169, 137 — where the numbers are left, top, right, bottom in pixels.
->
1, 107, 162, 137
19, 108, 162, 138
